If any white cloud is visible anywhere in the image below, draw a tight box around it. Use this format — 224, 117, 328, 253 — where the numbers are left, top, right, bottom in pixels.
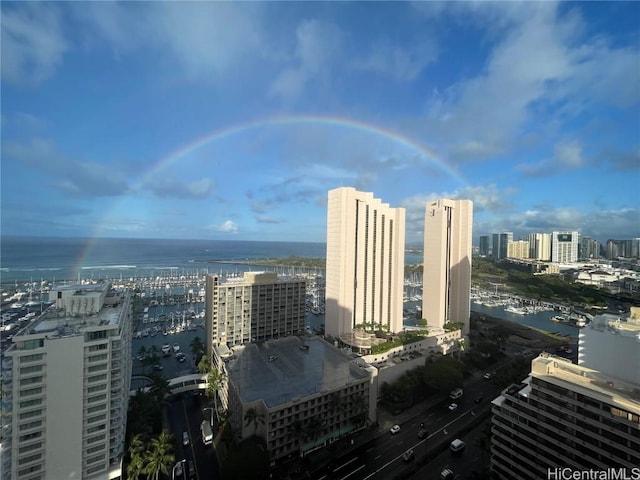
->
269, 19, 344, 100
1, 4, 67, 85
518, 140, 584, 177
354, 39, 438, 81
218, 220, 239, 233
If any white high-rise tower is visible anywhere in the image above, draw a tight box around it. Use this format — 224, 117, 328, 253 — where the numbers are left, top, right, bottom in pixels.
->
422, 199, 473, 333
325, 187, 405, 342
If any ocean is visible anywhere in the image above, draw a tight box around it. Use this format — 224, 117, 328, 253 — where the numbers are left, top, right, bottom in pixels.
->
0, 236, 426, 285
0, 236, 328, 285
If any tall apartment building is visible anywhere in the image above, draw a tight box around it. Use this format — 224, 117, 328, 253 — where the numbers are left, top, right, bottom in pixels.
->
1, 283, 132, 480
527, 233, 551, 261
492, 232, 513, 260
506, 240, 529, 260
325, 187, 405, 341
204, 271, 306, 351
579, 235, 601, 260
422, 199, 473, 332
552, 231, 579, 263
606, 239, 639, 259
479, 235, 490, 257
491, 354, 640, 479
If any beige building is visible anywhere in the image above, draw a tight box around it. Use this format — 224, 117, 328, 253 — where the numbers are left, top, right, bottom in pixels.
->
491, 354, 640, 479
325, 187, 405, 342
204, 272, 307, 352
507, 240, 530, 260
214, 336, 375, 461
528, 233, 551, 261
1, 283, 132, 480
422, 199, 473, 333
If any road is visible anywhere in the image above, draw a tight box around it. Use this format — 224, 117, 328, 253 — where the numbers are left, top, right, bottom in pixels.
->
305, 374, 499, 480
167, 393, 220, 480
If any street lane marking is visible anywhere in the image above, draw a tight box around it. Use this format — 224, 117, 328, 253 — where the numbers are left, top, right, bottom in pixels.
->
333, 457, 358, 473
341, 464, 365, 480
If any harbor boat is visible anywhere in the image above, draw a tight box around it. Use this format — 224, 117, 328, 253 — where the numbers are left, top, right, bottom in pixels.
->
505, 306, 528, 315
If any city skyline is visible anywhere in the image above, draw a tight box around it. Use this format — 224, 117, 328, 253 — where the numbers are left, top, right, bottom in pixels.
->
1, 2, 639, 244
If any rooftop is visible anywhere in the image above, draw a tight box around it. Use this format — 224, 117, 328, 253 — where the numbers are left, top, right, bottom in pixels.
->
225, 336, 370, 408
531, 353, 640, 413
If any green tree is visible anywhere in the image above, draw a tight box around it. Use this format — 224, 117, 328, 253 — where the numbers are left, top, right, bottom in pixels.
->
126, 434, 146, 480
190, 336, 205, 360
143, 431, 175, 480
197, 354, 211, 374
147, 374, 172, 406
206, 368, 225, 420
243, 407, 265, 436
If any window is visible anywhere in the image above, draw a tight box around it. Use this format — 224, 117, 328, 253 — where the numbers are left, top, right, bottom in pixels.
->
19, 420, 43, 431
19, 431, 42, 442
87, 404, 106, 414
87, 330, 107, 341
20, 376, 43, 386
19, 442, 43, 454
87, 414, 106, 424
88, 364, 107, 373
18, 453, 42, 465
88, 344, 107, 352
88, 354, 108, 363
20, 354, 44, 363
20, 365, 43, 375
88, 374, 107, 383
20, 410, 42, 420
87, 384, 106, 394
87, 424, 106, 434
20, 398, 43, 409
21, 339, 44, 350
20, 387, 43, 397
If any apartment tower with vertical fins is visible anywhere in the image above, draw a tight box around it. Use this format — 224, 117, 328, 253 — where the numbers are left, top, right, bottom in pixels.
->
422, 199, 473, 333
325, 187, 405, 342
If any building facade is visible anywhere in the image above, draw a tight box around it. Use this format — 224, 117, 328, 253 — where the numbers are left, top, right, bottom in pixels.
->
422, 199, 473, 333
325, 187, 405, 341
527, 233, 551, 261
552, 231, 579, 263
204, 272, 306, 351
507, 240, 530, 260
214, 336, 375, 462
479, 235, 490, 257
579, 235, 601, 260
491, 354, 640, 479
1, 283, 132, 480
492, 232, 513, 260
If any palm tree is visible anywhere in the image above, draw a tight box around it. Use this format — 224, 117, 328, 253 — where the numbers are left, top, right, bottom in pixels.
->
243, 407, 265, 436
126, 434, 146, 480
289, 419, 304, 452
305, 416, 323, 444
144, 431, 175, 480
197, 354, 211, 374
206, 368, 225, 419
190, 336, 205, 359
147, 373, 172, 406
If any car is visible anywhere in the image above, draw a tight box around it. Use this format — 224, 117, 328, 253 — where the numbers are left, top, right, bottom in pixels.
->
483, 372, 493, 380
182, 431, 189, 446
474, 394, 484, 404
402, 449, 415, 462
448, 403, 458, 412
390, 424, 401, 434
450, 439, 466, 453
417, 428, 427, 439
152, 364, 163, 371
161, 344, 171, 355
173, 344, 180, 352
187, 460, 196, 479
174, 461, 184, 477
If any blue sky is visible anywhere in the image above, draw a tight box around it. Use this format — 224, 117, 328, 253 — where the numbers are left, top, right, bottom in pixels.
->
1, 1, 638, 245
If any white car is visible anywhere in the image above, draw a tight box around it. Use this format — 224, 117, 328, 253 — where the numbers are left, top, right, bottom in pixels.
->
448, 403, 458, 412
173, 344, 180, 352
390, 424, 401, 434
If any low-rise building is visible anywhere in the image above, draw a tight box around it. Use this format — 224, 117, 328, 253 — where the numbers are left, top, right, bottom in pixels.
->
215, 336, 375, 461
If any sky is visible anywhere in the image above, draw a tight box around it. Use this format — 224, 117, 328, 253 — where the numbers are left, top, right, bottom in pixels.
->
1, 1, 639, 245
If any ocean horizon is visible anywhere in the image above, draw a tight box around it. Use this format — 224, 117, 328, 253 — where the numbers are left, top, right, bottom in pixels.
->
0, 235, 423, 284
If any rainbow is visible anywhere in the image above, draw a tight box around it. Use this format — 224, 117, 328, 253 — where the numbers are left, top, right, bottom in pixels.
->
77, 114, 466, 276
141, 114, 466, 187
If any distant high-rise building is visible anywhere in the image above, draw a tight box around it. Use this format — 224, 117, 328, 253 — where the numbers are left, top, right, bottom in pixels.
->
527, 232, 551, 261
552, 231, 579, 263
422, 199, 473, 333
506, 240, 529, 260
204, 271, 306, 351
492, 232, 513, 260
2, 283, 132, 480
325, 187, 405, 341
491, 354, 640, 479
606, 239, 639, 259
579, 235, 601, 260
479, 235, 490, 256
